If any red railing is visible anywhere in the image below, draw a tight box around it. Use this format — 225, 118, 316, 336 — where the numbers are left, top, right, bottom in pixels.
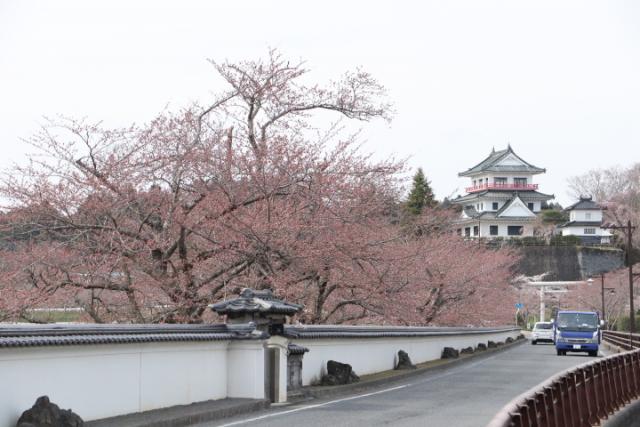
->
465, 183, 539, 193
602, 330, 640, 351
487, 334, 640, 427
488, 331, 640, 427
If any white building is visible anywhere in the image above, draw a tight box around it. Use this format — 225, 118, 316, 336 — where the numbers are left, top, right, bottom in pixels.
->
453, 145, 553, 238
559, 196, 611, 244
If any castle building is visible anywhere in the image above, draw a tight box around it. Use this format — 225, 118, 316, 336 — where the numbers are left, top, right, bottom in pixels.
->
453, 145, 554, 238
559, 196, 612, 245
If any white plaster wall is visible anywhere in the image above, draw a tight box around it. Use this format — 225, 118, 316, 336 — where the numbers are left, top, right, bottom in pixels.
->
294, 329, 519, 386
500, 200, 535, 217
139, 342, 228, 412
227, 341, 265, 400
479, 222, 534, 238
562, 226, 610, 237
570, 210, 603, 222
0, 341, 234, 425
469, 173, 535, 186
475, 199, 539, 214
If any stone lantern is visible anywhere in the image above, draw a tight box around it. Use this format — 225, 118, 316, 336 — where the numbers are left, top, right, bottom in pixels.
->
210, 288, 304, 403
209, 288, 302, 335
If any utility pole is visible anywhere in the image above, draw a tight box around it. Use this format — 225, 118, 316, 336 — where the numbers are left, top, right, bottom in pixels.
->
603, 220, 637, 333
540, 286, 545, 322
600, 273, 615, 329
601, 273, 605, 325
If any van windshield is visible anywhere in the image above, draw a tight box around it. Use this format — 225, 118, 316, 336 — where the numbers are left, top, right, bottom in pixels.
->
556, 313, 598, 331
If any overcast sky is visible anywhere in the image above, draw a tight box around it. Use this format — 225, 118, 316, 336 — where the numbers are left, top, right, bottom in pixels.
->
1, 0, 639, 206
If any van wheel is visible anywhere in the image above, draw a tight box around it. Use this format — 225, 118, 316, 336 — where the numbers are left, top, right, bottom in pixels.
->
589, 351, 598, 357
531, 340, 537, 345
556, 349, 564, 356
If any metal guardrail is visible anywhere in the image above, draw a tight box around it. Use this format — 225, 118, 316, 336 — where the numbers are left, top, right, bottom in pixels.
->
602, 330, 640, 351
487, 338, 640, 427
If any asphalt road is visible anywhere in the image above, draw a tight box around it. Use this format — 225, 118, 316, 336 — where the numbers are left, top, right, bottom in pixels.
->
199, 342, 607, 427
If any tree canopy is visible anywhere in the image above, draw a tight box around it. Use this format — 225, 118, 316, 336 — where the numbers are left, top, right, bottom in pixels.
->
0, 51, 519, 326
406, 168, 437, 215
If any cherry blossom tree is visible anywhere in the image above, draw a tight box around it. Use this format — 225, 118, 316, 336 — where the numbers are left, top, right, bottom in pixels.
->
0, 51, 520, 326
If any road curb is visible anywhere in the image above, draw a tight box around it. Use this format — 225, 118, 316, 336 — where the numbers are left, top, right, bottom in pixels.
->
85, 398, 270, 427
290, 338, 526, 401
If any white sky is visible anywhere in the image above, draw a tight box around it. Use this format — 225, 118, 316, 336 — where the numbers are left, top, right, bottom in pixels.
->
1, 0, 639, 206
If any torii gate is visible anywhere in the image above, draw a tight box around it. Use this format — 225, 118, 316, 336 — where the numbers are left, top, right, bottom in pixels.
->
524, 280, 593, 322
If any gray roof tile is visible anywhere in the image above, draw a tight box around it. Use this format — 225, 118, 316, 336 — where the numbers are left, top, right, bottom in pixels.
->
284, 325, 519, 339
458, 145, 545, 177
0, 323, 263, 348
564, 196, 603, 211
210, 288, 303, 316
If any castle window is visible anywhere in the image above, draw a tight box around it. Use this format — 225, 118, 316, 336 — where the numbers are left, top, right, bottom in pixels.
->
464, 227, 470, 237
508, 226, 523, 236
492, 202, 499, 210
494, 177, 507, 186
490, 225, 499, 236
527, 202, 534, 211
584, 228, 596, 235
514, 178, 527, 186
473, 226, 479, 236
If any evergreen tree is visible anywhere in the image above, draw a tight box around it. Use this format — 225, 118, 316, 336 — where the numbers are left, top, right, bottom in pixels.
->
406, 168, 437, 215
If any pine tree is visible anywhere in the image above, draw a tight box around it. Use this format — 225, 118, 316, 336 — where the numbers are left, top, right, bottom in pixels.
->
406, 168, 437, 215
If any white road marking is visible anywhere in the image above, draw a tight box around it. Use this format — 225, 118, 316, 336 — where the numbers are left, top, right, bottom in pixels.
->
216, 350, 510, 426
216, 384, 410, 426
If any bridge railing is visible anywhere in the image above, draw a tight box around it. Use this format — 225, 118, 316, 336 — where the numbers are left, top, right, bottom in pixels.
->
487, 348, 640, 427
602, 330, 640, 351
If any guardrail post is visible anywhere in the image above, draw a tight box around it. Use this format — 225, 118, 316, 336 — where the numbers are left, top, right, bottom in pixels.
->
613, 356, 624, 409
622, 354, 632, 403
549, 383, 562, 427
584, 366, 598, 425
535, 392, 548, 427
526, 398, 537, 427
631, 353, 640, 397
559, 377, 571, 426
517, 404, 531, 427
542, 386, 556, 427
594, 362, 607, 420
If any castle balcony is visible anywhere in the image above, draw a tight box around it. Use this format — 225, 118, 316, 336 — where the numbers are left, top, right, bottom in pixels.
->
465, 183, 538, 193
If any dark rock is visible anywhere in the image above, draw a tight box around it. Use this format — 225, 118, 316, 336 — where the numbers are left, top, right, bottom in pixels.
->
488, 341, 497, 348
506, 337, 514, 343
395, 350, 416, 370
460, 346, 474, 355
17, 396, 84, 427
441, 347, 459, 359
476, 343, 487, 351
321, 360, 360, 386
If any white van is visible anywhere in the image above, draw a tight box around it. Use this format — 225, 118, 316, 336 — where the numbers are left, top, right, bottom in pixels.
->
531, 321, 554, 344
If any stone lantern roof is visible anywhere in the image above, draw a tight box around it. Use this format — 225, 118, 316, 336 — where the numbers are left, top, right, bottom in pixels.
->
210, 288, 302, 316
209, 288, 303, 334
